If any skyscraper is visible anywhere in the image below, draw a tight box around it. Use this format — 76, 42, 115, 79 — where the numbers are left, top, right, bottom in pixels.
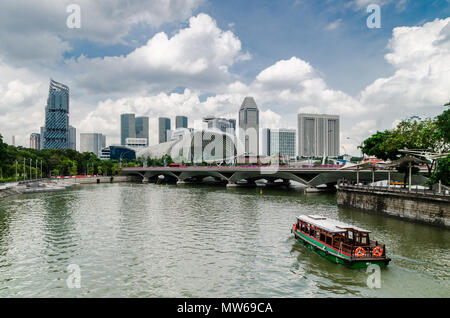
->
69, 125, 76, 150
264, 128, 296, 158
297, 113, 340, 157
175, 116, 188, 129
30, 133, 41, 150
121, 114, 149, 146
238, 97, 259, 156
261, 128, 270, 156
80, 133, 106, 157
135, 116, 149, 146
159, 117, 171, 143
43, 79, 70, 149
121, 114, 136, 145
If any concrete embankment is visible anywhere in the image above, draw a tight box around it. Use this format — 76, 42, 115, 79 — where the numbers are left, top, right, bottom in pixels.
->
0, 176, 135, 200
73, 176, 132, 184
337, 186, 450, 228
0, 187, 21, 199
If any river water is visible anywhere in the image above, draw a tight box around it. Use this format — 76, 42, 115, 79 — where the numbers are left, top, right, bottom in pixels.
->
0, 183, 448, 297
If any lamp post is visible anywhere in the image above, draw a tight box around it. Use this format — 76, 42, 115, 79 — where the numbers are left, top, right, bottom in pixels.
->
15, 160, 18, 182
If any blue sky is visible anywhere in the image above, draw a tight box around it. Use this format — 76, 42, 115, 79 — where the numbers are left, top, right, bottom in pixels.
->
63, 0, 450, 95
0, 0, 450, 153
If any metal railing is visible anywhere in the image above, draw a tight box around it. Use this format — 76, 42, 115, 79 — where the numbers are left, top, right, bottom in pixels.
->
338, 182, 450, 198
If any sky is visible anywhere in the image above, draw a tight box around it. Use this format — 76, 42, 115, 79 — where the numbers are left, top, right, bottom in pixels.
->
0, 0, 450, 155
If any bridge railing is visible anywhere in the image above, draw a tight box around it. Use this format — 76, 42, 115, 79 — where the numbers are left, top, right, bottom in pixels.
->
338, 182, 450, 198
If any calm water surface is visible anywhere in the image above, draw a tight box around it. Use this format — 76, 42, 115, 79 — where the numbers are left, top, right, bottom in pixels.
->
0, 183, 448, 297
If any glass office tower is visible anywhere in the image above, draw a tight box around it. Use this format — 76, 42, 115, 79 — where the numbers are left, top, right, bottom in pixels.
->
159, 117, 171, 143
43, 79, 70, 149
175, 116, 188, 129
135, 116, 149, 146
121, 114, 136, 146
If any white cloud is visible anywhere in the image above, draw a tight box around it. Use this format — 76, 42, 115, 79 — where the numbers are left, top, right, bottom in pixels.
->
0, 0, 204, 64
69, 13, 248, 95
359, 18, 450, 117
324, 19, 343, 31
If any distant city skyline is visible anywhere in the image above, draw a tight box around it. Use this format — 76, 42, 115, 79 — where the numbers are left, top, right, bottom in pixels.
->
1, 2, 449, 156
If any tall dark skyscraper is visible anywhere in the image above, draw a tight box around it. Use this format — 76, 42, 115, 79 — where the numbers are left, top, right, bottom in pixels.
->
175, 116, 188, 129
135, 116, 149, 145
43, 79, 71, 149
121, 114, 136, 145
238, 97, 259, 156
159, 117, 171, 143
120, 114, 149, 146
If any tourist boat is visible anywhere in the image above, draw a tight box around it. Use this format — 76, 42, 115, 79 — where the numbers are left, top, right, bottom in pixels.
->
292, 215, 391, 269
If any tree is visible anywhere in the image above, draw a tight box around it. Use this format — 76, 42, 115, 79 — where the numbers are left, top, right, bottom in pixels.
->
429, 155, 450, 186
360, 115, 446, 186
360, 130, 395, 160
436, 108, 450, 145
0, 134, 8, 167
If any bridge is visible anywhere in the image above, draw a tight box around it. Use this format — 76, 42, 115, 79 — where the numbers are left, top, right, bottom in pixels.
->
120, 165, 428, 189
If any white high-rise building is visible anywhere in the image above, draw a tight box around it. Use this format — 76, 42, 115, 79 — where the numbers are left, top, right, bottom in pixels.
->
30, 133, 41, 150
297, 113, 340, 157
80, 133, 106, 157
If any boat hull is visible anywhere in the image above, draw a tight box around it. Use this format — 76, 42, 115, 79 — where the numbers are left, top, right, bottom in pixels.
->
293, 229, 390, 269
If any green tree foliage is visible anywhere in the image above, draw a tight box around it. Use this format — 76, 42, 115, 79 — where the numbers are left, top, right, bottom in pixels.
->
360, 110, 448, 185
361, 116, 445, 161
429, 155, 450, 186
360, 130, 394, 161
0, 135, 120, 180
436, 108, 450, 144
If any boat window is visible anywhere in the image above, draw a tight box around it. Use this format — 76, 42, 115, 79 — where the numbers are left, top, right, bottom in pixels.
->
361, 237, 367, 244
320, 232, 325, 242
325, 235, 332, 245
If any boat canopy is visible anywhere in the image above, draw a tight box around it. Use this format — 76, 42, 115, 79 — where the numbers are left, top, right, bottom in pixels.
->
297, 215, 371, 234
